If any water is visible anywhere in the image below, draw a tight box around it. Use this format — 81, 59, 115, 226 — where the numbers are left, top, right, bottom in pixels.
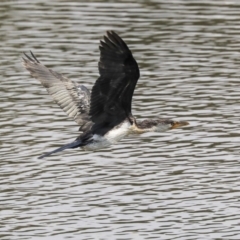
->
1, 0, 240, 239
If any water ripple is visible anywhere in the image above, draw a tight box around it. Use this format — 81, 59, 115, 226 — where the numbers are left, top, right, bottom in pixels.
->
1, 0, 240, 239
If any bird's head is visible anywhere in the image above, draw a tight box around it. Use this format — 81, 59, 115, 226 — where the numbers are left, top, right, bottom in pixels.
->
133, 118, 189, 133
155, 119, 189, 132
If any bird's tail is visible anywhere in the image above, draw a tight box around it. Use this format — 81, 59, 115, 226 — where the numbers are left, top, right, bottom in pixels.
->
38, 140, 82, 159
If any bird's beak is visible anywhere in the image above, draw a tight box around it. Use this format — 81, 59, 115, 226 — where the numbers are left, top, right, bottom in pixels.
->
171, 121, 189, 129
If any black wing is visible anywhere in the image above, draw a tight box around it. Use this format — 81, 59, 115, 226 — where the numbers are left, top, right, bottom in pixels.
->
90, 31, 140, 125
22, 52, 91, 131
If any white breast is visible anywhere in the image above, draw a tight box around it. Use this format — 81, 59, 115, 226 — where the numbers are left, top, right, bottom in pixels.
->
83, 121, 131, 151
105, 121, 131, 143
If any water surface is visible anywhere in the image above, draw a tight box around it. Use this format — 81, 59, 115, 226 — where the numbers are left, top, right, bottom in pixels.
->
1, 0, 240, 239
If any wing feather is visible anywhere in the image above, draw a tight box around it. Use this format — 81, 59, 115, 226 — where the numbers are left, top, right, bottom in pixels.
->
22, 52, 91, 130
90, 31, 140, 125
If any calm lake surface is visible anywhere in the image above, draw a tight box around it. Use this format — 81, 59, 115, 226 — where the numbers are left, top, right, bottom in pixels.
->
1, 0, 240, 239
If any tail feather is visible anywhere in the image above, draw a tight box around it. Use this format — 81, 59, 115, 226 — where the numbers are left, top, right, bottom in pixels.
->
38, 140, 82, 159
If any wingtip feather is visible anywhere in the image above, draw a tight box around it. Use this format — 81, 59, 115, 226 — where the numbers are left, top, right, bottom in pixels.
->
22, 51, 40, 64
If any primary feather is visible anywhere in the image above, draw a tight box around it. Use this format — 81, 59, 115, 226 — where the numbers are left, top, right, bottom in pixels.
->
22, 51, 91, 131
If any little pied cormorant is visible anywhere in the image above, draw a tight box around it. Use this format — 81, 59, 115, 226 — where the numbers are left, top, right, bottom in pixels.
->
22, 31, 189, 159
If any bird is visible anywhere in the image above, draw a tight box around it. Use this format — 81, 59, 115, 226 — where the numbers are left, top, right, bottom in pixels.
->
22, 31, 189, 159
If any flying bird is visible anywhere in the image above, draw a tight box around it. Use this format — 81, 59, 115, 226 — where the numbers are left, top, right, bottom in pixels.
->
22, 31, 189, 159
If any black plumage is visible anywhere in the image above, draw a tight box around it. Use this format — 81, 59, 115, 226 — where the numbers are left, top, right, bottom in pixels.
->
90, 31, 139, 126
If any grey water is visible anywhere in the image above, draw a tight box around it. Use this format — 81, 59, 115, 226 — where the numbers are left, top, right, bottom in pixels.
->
1, 0, 240, 239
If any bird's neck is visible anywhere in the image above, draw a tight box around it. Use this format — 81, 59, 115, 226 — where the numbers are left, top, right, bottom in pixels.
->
129, 119, 160, 134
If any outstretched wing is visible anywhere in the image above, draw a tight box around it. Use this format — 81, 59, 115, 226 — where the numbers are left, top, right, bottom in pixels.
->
22, 52, 91, 130
90, 31, 140, 125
